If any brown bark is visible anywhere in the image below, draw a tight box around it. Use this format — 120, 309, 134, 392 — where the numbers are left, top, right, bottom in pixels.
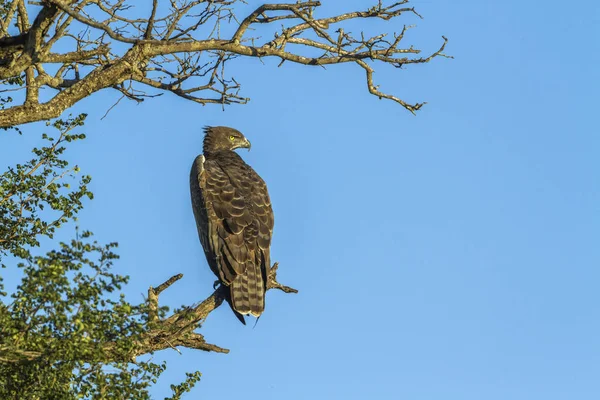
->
0, 0, 450, 127
1, 262, 297, 363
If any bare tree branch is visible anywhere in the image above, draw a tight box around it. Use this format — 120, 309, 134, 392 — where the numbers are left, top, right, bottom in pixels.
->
0, 0, 449, 127
0, 262, 296, 363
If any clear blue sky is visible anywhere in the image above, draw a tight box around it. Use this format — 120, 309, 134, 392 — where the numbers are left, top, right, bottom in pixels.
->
2, 0, 600, 399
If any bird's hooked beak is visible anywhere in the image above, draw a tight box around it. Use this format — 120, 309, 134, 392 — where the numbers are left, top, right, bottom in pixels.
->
242, 137, 251, 151
231, 136, 251, 151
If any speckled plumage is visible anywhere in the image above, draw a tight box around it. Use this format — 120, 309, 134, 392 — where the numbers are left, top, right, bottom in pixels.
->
190, 126, 273, 323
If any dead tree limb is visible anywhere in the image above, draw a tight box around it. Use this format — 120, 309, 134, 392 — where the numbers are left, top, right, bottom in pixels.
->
0, 262, 296, 363
0, 0, 450, 127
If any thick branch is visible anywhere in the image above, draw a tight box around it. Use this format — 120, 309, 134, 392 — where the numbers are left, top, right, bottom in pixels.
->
1, 262, 297, 363
0, 1, 450, 127
138, 261, 296, 355
0, 46, 141, 126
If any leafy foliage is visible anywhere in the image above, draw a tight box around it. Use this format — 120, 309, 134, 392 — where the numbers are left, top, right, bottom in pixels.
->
0, 115, 92, 264
0, 234, 167, 399
0, 118, 202, 398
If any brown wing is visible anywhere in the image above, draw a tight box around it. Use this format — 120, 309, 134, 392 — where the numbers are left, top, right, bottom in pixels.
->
242, 163, 274, 271
190, 154, 274, 317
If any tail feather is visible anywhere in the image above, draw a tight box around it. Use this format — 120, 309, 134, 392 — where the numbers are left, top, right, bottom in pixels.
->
231, 270, 250, 314
250, 262, 264, 316
230, 260, 265, 317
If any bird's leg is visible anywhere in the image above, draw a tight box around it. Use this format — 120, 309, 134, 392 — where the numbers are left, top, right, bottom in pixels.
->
213, 280, 221, 290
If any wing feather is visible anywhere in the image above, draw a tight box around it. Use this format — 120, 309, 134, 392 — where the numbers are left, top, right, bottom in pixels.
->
190, 151, 274, 317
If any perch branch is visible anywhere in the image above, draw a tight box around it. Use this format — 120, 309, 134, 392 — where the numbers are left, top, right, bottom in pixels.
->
0, 262, 296, 363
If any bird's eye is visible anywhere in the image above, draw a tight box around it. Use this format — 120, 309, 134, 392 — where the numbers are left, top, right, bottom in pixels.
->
229, 135, 236, 141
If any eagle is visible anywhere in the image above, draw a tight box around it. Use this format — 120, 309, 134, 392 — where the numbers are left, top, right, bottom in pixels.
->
190, 126, 274, 323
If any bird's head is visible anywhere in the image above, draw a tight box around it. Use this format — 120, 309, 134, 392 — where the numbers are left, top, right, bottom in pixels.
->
202, 126, 251, 154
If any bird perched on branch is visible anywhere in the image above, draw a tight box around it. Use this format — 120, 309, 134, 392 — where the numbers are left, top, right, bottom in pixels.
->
190, 126, 274, 324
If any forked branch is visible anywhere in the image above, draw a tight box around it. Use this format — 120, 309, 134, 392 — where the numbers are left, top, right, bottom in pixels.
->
0, 262, 297, 363
0, 0, 450, 126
